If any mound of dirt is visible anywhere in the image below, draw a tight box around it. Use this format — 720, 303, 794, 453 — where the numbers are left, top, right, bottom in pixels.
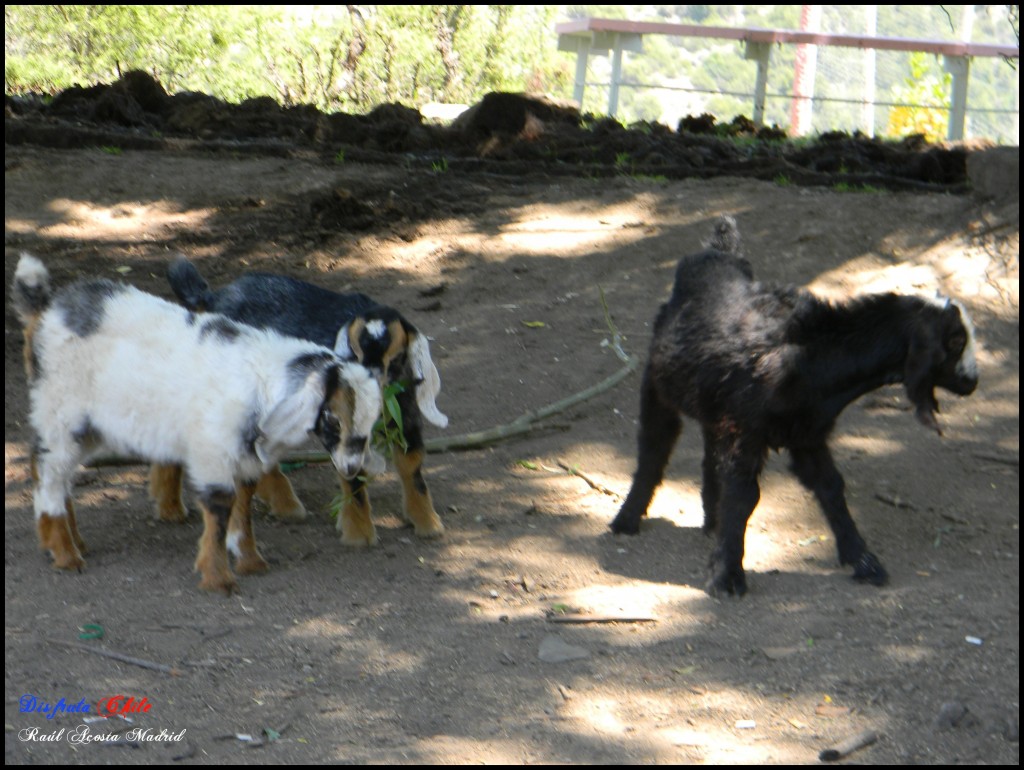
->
6, 71, 981, 191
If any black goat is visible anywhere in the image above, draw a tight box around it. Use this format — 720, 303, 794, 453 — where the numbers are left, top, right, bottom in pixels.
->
150, 257, 448, 548
611, 217, 979, 596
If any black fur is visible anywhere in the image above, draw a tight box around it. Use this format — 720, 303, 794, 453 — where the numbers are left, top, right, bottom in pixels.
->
168, 259, 394, 362
198, 316, 242, 342
54, 279, 126, 337
611, 218, 979, 597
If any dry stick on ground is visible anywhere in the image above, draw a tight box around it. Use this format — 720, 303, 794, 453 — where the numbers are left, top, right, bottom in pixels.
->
46, 638, 182, 676
556, 460, 622, 499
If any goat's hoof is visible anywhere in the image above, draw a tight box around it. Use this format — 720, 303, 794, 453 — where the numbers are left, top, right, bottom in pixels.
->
271, 502, 307, 522
413, 519, 445, 539
156, 502, 188, 524
235, 554, 270, 575
610, 511, 642, 535
851, 552, 888, 586
339, 532, 379, 548
51, 552, 86, 572
198, 574, 238, 595
705, 566, 748, 598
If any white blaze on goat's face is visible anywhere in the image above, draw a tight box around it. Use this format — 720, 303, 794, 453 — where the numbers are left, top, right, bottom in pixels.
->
950, 299, 979, 381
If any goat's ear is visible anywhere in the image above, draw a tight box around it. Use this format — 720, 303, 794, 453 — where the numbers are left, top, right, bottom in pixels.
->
407, 330, 448, 428
904, 326, 943, 436
256, 369, 327, 465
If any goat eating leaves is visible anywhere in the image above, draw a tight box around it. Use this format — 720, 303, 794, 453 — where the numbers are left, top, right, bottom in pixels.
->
611, 217, 979, 597
152, 256, 448, 548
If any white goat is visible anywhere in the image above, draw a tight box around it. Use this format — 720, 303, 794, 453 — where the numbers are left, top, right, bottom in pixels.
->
11, 253, 381, 593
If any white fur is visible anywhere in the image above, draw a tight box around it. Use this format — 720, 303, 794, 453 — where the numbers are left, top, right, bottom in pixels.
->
333, 322, 353, 359
14, 252, 48, 287
950, 299, 979, 381
23, 267, 380, 517
408, 333, 448, 428
927, 295, 979, 381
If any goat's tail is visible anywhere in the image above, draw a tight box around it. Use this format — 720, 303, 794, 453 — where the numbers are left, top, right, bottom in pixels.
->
707, 215, 741, 255
11, 253, 53, 380
11, 253, 52, 326
167, 255, 216, 311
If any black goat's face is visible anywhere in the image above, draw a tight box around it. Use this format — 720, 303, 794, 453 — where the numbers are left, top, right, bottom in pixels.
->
905, 300, 979, 434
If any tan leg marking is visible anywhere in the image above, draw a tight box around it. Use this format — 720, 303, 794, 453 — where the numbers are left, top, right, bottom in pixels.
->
149, 464, 188, 523
229, 481, 270, 576
195, 501, 237, 595
393, 448, 444, 538
37, 512, 85, 571
255, 467, 307, 521
337, 475, 378, 547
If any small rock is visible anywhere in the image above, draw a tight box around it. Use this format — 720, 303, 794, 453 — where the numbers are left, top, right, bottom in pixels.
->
935, 701, 968, 730
538, 634, 589, 663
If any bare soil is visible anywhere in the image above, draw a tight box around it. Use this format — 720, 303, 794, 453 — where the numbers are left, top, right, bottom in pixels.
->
4, 129, 1019, 763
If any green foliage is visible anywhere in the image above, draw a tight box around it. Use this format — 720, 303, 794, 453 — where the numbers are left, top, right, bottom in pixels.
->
885, 52, 951, 143
327, 380, 408, 521
374, 381, 409, 456
4, 5, 571, 113
4, 5, 1016, 142
832, 181, 883, 194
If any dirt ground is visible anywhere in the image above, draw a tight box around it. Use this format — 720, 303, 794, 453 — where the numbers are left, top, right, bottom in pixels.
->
4, 137, 1019, 764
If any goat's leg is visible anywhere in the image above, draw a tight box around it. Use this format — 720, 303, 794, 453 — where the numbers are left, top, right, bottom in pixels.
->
394, 447, 444, 538
64, 497, 87, 554
195, 488, 238, 594
700, 428, 722, 535
611, 370, 683, 535
149, 464, 188, 523
255, 466, 307, 522
336, 474, 378, 547
391, 392, 444, 537
789, 445, 887, 585
33, 447, 86, 571
227, 480, 270, 575
706, 443, 763, 597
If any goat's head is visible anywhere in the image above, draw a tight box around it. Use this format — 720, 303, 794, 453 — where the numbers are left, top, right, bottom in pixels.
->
256, 354, 381, 479
904, 298, 979, 434
317, 361, 382, 479
334, 308, 448, 429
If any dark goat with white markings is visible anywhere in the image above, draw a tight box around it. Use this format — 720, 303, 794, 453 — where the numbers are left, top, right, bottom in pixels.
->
611, 217, 979, 596
150, 257, 447, 547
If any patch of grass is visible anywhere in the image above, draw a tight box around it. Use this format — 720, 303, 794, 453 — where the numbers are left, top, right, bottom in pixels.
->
431, 157, 449, 173
774, 173, 792, 187
99, 145, 122, 155
833, 181, 884, 194
334, 148, 346, 164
